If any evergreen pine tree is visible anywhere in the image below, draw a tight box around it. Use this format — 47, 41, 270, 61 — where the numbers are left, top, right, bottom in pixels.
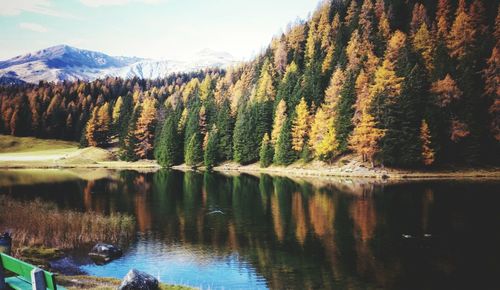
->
184, 104, 201, 159
185, 133, 203, 167
204, 126, 219, 170
274, 118, 295, 165
259, 133, 273, 168
155, 112, 182, 167
118, 93, 133, 148
215, 100, 234, 161
233, 104, 258, 164
121, 104, 141, 161
275, 62, 302, 110
377, 36, 427, 167
335, 71, 357, 153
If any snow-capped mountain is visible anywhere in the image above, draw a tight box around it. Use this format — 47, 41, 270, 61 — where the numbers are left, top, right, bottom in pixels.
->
0, 45, 238, 84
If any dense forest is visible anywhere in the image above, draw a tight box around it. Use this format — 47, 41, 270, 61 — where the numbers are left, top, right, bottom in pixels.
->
0, 0, 499, 168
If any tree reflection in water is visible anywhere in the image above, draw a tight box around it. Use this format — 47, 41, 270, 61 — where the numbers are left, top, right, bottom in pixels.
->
1, 169, 500, 290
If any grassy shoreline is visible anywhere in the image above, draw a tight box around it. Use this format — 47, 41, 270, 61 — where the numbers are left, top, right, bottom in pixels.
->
0, 135, 498, 179
0, 157, 499, 179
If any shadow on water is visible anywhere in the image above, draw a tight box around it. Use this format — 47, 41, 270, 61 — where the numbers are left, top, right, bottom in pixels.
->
1, 169, 500, 290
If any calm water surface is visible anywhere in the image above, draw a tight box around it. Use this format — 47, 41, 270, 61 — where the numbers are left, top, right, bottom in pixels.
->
1, 169, 500, 290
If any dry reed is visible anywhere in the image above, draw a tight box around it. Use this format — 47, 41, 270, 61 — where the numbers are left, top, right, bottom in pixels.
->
0, 196, 135, 252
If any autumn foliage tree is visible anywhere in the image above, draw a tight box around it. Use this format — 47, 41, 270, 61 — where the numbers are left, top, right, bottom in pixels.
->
134, 97, 157, 159
1, 0, 498, 168
86, 102, 111, 147
420, 119, 435, 166
349, 110, 385, 164
309, 107, 338, 161
291, 98, 310, 154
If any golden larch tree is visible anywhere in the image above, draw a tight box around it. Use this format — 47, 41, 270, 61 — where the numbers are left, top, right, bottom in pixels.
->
96, 102, 110, 136
346, 30, 363, 72
318, 1, 332, 51
430, 74, 462, 107
412, 23, 435, 72
254, 59, 276, 102
353, 69, 371, 125
436, 0, 451, 39
134, 97, 157, 159
182, 78, 200, 105
291, 97, 310, 152
323, 67, 345, 115
378, 10, 391, 41
447, 0, 476, 60
85, 108, 99, 146
370, 60, 403, 104
385, 30, 406, 64
410, 3, 428, 35
199, 75, 212, 101
345, 0, 358, 25
370, 31, 406, 103
112, 96, 123, 126
309, 107, 338, 161
420, 120, 435, 166
374, 0, 385, 20
178, 107, 188, 133
286, 23, 306, 57
450, 118, 470, 142
271, 99, 287, 145
321, 14, 340, 74
305, 19, 318, 62
349, 109, 385, 164
469, 0, 487, 36
359, 0, 375, 43
85, 103, 110, 147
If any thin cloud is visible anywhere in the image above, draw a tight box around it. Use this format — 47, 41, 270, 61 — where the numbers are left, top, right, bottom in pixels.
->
80, 0, 164, 8
19, 22, 49, 33
1, 0, 74, 18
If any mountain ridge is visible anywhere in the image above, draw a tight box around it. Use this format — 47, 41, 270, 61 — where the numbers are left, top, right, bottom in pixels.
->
0, 45, 238, 84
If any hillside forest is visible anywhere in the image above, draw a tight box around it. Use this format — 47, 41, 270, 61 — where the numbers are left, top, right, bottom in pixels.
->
0, 0, 499, 169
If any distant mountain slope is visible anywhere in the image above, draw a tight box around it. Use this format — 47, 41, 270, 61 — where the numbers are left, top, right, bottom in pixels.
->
0, 45, 238, 83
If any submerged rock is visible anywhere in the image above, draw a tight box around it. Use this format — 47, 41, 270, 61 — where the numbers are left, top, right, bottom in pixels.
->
50, 257, 86, 275
88, 243, 122, 263
118, 269, 159, 290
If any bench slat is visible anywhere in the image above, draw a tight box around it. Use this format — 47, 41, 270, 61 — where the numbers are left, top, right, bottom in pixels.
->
4, 276, 32, 290
0, 254, 33, 282
0, 254, 63, 290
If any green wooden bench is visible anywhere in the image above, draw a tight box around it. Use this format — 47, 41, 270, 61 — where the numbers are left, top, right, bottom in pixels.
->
0, 253, 66, 290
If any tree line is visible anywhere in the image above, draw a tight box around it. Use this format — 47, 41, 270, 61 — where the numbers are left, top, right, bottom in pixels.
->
1, 0, 499, 169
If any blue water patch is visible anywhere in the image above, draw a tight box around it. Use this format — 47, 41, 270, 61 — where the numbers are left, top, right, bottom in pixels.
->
81, 239, 268, 290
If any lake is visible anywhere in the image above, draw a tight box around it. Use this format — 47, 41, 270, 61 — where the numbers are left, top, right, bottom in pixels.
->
1, 169, 500, 290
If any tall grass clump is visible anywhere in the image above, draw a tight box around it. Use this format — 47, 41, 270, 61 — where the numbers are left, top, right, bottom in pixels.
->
0, 196, 135, 251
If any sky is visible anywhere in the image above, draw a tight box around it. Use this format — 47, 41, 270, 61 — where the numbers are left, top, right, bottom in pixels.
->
0, 0, 321, 61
